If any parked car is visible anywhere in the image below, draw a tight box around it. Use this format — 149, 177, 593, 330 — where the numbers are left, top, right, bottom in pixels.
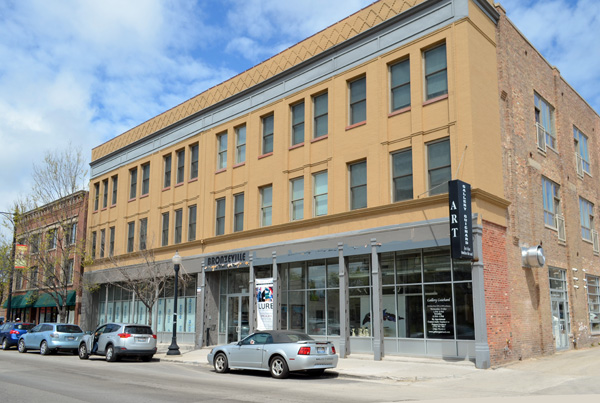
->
207, 330, 338, 379
0, 322, 35, 350
78, 323, 157, 362
18, 323, 84, 355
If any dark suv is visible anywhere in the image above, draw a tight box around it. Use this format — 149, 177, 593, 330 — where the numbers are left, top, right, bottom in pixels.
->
0, 322, 35, 350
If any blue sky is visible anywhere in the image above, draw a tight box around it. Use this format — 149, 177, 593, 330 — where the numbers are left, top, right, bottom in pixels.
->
0, 0, 599, 223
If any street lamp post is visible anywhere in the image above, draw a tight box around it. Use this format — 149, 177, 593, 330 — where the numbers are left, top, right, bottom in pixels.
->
167, 251, 182, 356
0, 212, 16, 322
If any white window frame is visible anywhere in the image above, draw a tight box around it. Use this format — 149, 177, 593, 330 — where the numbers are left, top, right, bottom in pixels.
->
235, 125, 246, 164
217, 133, 227, 170
260, 185, 273, 227
290, 177, 304, 221
313, 171, 328, 217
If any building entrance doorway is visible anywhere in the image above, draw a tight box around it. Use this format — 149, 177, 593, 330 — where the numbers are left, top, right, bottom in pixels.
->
227, 295, 249, 343
549, 267, 570, 350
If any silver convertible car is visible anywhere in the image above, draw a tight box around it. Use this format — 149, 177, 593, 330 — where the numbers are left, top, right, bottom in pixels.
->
207, 330, 338, 379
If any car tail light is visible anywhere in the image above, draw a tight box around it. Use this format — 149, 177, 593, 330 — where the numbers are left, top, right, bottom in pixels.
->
332, 346, 336, 354
152, 335, 157, 339
118, 333, 132, 339
49, 333, 59, 338
9, 330, 19, 335
298, 346, 311, 355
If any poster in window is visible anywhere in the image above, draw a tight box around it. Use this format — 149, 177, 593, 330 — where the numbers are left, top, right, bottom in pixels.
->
425, 286, 453, 339
256, 278, 273, 330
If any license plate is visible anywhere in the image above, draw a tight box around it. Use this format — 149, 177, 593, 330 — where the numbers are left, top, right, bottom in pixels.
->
317, 347, 325, 354
67, 337, 74, 341
136, 337, 147, 342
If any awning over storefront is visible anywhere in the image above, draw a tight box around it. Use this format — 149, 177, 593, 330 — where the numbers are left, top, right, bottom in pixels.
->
7, 291, 37, 309
33, 290, 77, 308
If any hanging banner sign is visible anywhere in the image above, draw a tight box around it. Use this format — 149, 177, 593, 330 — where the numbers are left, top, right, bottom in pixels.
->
448, 180, 474, 260
256, 278, 274, 330
14, 244, 28, 269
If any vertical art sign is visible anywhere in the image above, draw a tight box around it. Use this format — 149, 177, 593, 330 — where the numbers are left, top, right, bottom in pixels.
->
448, 180, 473, 260
14, 244, 28, 269
256, 278, 274, 330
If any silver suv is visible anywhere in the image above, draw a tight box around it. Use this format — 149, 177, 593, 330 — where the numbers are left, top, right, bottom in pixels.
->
78, 323, 157, 362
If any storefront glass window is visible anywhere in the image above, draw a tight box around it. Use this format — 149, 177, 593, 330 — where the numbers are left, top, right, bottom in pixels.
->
454, 282, 475, 340
308, 290, 326, 335
308, 261, 326, 289
349, 256, 370, 287
424, 283, 453, 339
397, 251, 422, 284
423, 249, 451, 283
350, 287, 371, 337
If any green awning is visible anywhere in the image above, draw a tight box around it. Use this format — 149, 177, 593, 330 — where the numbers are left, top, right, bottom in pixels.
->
10, 292, 37, 309
33, 290, 76, 308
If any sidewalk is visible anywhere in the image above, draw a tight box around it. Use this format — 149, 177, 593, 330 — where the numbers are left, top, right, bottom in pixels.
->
156, 347, 479, 381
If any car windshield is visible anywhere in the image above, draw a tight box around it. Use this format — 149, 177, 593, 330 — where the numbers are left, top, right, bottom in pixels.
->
57, 325, 83, 333
15, 324, 35, 331
124, 326, 153, 335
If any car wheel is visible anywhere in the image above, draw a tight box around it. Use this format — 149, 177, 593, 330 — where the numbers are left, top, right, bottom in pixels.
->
18, 339, 27, 353
105, 345, 117, 362
78, 343, 89, 360
270, 356, 290, 379
213, 352, 229, 373
2, 338, 9, 350
40, 341, 51, 356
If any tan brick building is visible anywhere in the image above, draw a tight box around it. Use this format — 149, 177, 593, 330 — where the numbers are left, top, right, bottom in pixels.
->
82, 0, 600, 368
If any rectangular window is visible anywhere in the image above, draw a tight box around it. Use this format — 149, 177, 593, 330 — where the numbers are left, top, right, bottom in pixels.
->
349, 161, 367, 210
542, 177, 560, 227
574, 127, 591, 174
217, 133, 227, 170
111, 175, 118, 205
48, 229, 57, 250
580, 197, 594, 241
127, 222, 135, 253
68, 222, 77, 245
93, 182, 100, 211
216, 198, 226, 236
313, 92, 328, 138
164, 154, 172, 188
291, 102, 305, 146
534, 92, 556, 150
349, 77, 366, 125
190, 144, 199, 179
424, 43, 448, 100
102, 179, 109, 208
390, 58, 410, 111
260, 185, 273, 227
262, 114, 274, 155
427, 138, 451, 196
290, 177, 304, 221
91, 231, 97, 258
587, 275, 600, 333
161, 212, 169, 246
234, 193, 244, 232
313, 171, 328, 216
129, 167, 137, 199
99, 229, 105, 258
66, 259, 74, 284
235, 125, 246, 164
176, 149, 185, 184
139, 218, 148, 250
141, 163, 150, 196
109, 226, 115, 257
188, 205, 197, 241
174, 209, 182, 244
392, 149, 413, 201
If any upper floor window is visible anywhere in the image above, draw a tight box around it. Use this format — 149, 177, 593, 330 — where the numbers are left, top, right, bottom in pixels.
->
65, 259, 74, 284
99, 229, 106, 258
313, 92, 328, 139
139, 218, 148, 250
392, 149, 413, 201
109, 226, 115, 257
542, 177, 560, 228
127, 222, 135, 253
349, 160, 367, 210
290, 177, 304, 221
129, 167, 137, 199
111, 175, 118, 205
262, 114, 274, 155
216, 198, 226, 236
164, 154, 172, 188
188, 205, 197, 241
174, 209, 183, 244
349, 77, 366, 125
313, 171, 328, 216
234, 193, 244, 232
260, 185, 273, 227
427, 138, 451, 196
91, 231, 97, 258
217, 134, 227, 170
141, 163, 150, 196
67, 222, 77, 245
291, 102, 305, 146
580, 197, 594, 241
390, 58, 410, 111
424, 43, 447, 100
235, 125, 246, 164
93, 182, 100, 211
47, 229, 57, 250
574, 127, 591, 175
102, 179, 109, 208
161, 212, 169, 247
534, 92, 556, 150
190, 144, 199, 179
176, 149, 185, 184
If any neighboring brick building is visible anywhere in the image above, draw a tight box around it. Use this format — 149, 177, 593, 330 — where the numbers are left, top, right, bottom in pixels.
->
82, 0, 599, 368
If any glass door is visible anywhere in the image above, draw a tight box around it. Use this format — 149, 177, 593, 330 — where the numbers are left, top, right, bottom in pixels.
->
227, 295, 250, 343
549, 268, 570, 350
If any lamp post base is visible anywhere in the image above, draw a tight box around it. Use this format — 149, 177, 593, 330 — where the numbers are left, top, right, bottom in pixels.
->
166, 338, 181, 356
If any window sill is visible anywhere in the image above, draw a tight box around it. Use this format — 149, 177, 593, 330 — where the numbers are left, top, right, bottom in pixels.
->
289, 142, 304, 151
128, 198, 137, 203
311, 135, 328, 143
215, 168, 226, 174
93, 210, 98, 214
174, 182, 184, 188
423, 94, 448, 106
101, 207, 108, 211
162, 186, 171, 192
188, 177, 198, 183
346, 121, 366, 131
259, 152, 273, 160
110, 204, 116, 208
388, 106, 411, 117
582, 237, 593, 245
233, 162, 246, 169
140, 194, 149, 199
